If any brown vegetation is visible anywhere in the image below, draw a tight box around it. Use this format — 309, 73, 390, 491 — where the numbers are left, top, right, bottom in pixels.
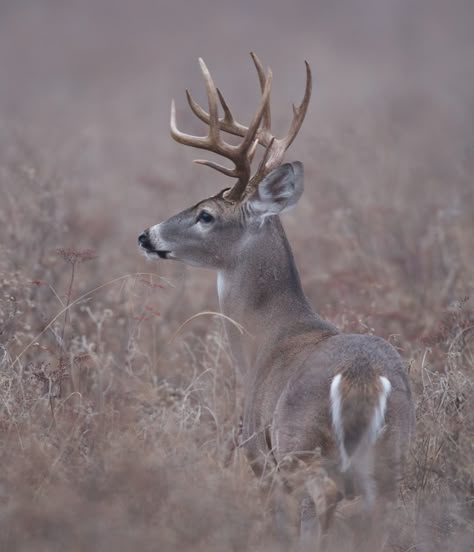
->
0, 1, 473, 549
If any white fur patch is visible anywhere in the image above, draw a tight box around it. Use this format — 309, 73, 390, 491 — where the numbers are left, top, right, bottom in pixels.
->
217, 272, 228, 307
368, 376, 392, 444
330, 373, 350, 471
330, 373, 392, 472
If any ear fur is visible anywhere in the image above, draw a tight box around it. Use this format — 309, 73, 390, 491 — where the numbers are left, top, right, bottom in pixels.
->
246, 162, 304, 218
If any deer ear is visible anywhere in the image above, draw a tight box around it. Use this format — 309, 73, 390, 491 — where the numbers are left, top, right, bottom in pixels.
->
246, 162, 304, 218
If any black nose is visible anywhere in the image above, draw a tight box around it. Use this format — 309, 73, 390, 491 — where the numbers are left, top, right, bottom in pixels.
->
138, 231, 151, 248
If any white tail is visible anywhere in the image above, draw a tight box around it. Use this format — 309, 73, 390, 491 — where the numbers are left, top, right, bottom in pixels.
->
331, 373, 392, 472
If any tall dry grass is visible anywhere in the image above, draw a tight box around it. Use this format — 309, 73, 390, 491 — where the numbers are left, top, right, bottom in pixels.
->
1, 0, 473, 550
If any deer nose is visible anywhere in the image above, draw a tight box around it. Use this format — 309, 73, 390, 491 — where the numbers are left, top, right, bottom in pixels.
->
138, 231, 151, 248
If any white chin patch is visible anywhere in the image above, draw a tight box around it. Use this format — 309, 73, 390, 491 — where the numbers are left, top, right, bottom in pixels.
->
139, 248, 160, 261
144, 251, 158, 261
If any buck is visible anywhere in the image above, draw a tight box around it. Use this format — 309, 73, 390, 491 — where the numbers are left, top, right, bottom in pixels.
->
138, 54, 414, 550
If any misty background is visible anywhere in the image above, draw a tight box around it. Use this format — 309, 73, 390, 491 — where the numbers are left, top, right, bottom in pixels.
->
1, 0, 472, 288
0, 1, 473, 550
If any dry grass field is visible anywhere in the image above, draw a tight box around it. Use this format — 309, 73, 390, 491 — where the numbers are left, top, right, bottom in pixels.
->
0, 0, 473, 550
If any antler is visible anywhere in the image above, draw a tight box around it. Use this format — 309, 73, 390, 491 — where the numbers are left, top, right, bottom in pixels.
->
170, 53, 312, 202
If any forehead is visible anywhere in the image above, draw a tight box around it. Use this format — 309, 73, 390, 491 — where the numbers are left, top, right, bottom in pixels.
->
191, 189, 237, 214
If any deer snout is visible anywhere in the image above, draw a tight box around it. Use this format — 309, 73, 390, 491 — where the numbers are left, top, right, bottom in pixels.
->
138, 230, 152, 250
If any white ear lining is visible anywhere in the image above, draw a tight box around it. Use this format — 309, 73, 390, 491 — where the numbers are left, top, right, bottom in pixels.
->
246, 162, 304, 218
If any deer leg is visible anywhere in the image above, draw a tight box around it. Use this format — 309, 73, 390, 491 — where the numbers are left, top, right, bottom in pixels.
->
298, 494, 321, 551
273, 455, 340, 551
348, 498, 390, 552
336, 492, 392, 552
271, 481, 295, 547
303, 469, 340, 551
348, 437, 400, 551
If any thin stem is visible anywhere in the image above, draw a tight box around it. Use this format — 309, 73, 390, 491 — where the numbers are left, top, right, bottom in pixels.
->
60, 261, 76, 357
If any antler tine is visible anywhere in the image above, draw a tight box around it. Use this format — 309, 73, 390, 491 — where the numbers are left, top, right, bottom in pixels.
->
250, 52, 271, 138
238, 68, 272, 152
216, 89, 240, 127
278, 60, 312, 151
198, 58, 220, 143
193, 158, 237, 178
170, 99, 208, 148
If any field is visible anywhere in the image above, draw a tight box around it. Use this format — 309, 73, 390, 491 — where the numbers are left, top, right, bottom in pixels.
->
0, 0, 473, 550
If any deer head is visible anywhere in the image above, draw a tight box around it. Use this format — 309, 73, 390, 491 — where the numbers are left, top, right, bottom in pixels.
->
138, 53, 311, 269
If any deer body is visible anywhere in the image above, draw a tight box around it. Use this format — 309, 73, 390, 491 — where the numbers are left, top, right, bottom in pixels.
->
139, 54, 414, 549
215, 213, 412, 490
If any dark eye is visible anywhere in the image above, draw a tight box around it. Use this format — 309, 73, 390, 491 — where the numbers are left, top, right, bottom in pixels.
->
197, 210, 214, 224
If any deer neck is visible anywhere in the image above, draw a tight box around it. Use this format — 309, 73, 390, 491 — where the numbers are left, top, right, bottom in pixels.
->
217, 216, 323, 378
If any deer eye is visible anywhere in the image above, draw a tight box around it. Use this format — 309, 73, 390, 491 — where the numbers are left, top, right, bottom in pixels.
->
196, 210, 214, 224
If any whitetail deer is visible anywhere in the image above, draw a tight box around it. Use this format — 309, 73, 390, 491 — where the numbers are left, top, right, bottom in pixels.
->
138, 54, 414, 550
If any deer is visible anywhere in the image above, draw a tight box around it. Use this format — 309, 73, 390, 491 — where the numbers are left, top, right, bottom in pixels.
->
138, 53, 415, 551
